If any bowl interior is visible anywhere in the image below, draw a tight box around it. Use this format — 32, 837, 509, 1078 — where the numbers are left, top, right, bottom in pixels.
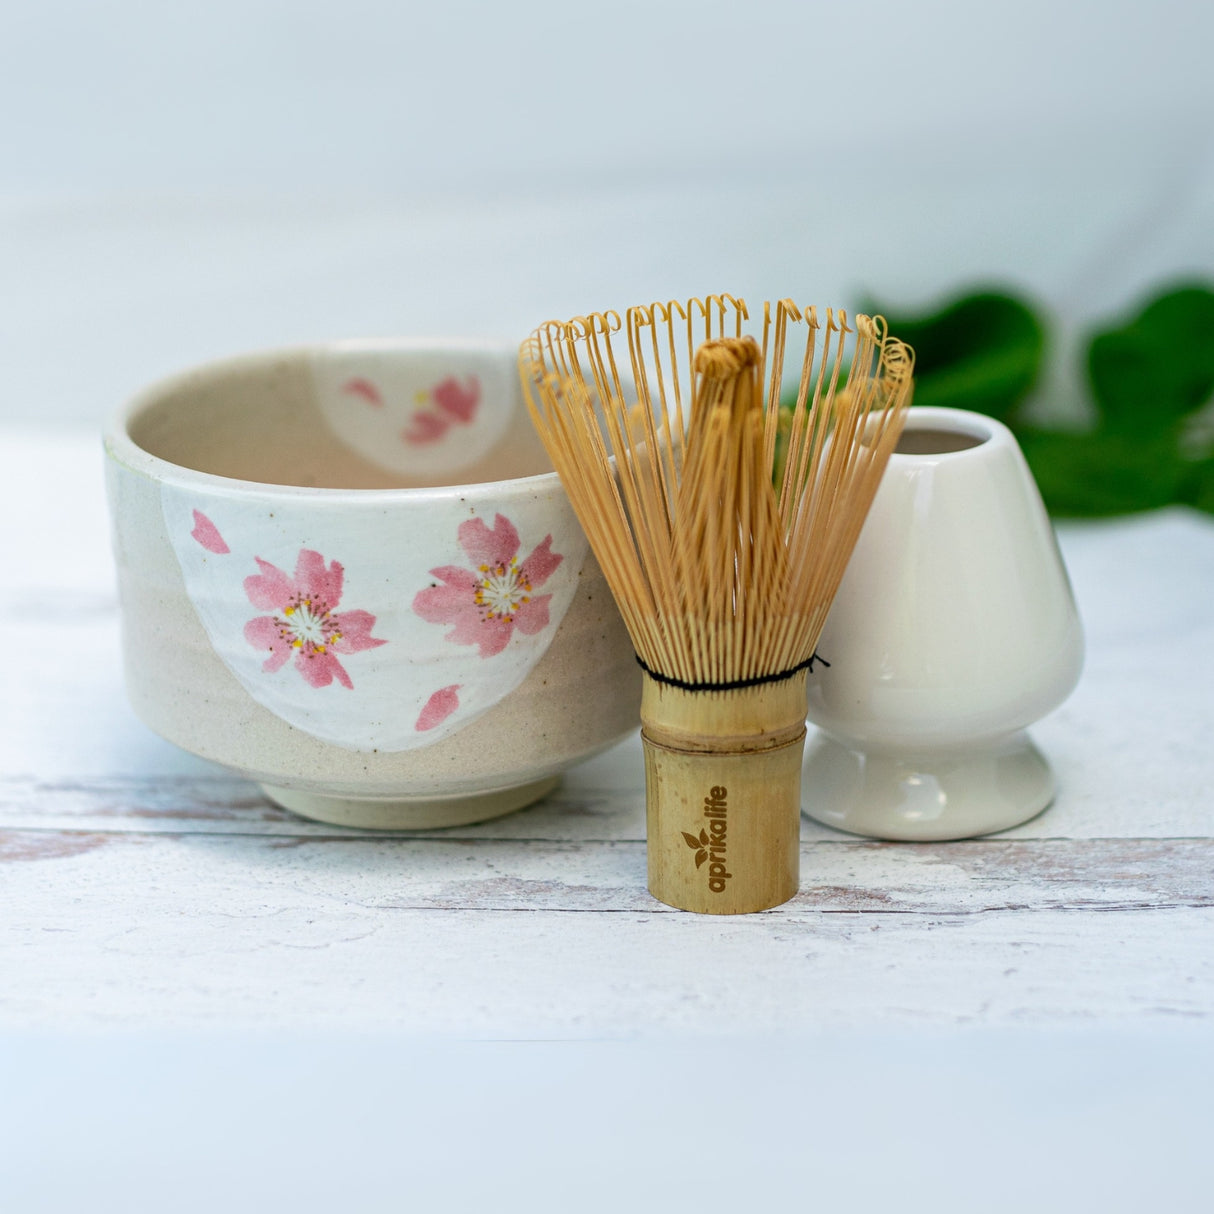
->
125, 343, 554, 490
895, 425, 988, 455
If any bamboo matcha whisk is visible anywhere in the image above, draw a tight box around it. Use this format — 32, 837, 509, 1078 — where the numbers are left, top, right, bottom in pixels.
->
520, 296, 913, 914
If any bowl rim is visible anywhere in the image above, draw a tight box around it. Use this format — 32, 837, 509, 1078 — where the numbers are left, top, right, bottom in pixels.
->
104, 336, 567, 502
886, 405, 1013, 463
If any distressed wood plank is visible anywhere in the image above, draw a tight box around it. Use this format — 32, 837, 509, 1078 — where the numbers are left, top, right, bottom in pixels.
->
2, 829, 1211, 915
0, 773, 647, 840
2, 850, 1210, 1032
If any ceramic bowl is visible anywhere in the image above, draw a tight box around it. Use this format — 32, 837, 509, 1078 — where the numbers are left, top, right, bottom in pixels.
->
104, 338, 641, 828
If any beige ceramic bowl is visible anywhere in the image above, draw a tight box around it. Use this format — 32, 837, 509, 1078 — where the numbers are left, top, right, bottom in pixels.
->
104, 338, 641, 828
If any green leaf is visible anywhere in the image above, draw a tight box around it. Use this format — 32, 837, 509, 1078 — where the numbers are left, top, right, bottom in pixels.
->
864, 290, 1045, 422
1178, 457, 1214, 516
1087, 284, 1214, 435
1017, 428, 1189, 517
1136, 284, 1214, 346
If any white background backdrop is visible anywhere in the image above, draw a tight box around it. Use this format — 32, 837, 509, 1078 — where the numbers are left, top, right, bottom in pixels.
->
3, 6, 1213, 1208
2, 0, 1212, 425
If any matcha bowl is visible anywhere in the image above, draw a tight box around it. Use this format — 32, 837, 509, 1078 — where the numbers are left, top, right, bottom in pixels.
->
105, 338, 641, 828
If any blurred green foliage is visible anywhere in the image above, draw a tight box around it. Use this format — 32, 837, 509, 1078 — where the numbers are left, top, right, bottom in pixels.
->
866, 291, 1044, 423
868, 283, 1214, 517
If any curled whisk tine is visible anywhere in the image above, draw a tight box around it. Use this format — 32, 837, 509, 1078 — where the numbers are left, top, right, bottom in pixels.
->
706, 293, 746, 339
878, 325, 915, 386
556, 316, 598, 394
654, 300, 689, 443
686, 295, 711, 348
826, 306, 851, 337
526, 326, 560, 394
560, 315, 591, 362
774, 298, 802, 328
631, 299, 680, 327
688, 294, 742, 342
719, 294, 749, 336
626, 303, 664, 336
683, 296, 749, 416
568, 310, 620, 362
573, 310, 626, 412
625, 305, 659, 440
617, 303, 686, 543
533, 319, 562, 353
579, 310, 621, 336
760, 298, 797, 470
536, 320, 578, 384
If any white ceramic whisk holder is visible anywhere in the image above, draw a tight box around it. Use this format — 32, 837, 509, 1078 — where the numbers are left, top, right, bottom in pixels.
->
803, 406, 1083, 841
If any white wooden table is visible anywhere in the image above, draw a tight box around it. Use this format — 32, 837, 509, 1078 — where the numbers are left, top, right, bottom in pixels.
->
3, 428, 1213, 1210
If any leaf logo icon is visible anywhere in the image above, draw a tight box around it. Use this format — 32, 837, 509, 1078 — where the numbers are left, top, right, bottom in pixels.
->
682, 829, 710, 868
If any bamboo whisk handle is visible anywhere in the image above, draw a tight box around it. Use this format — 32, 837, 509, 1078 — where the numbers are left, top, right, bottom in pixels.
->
641, 673, 807, 914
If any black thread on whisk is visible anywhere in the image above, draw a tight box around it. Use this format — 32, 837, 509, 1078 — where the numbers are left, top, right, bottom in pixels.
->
635, 651, 830, 693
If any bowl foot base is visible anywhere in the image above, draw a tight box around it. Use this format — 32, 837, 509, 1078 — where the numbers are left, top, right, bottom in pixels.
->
260, 775, 561, 830
802, 730, 1053, 841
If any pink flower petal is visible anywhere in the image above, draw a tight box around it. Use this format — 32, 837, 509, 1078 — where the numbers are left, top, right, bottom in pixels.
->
342, 376, 383, 406
330, 609, 386, 654
458, 514, 520, 568
244, 558, 296, 611
294, 549, 344, 611
295, 648, 353, 690
190, 510, 230, 555
415, 684, 461, 731
437, 609, 490, 650
467, 615, 514, 657
432, 375, 480, 423
518, 534, 562, 589
244, 615, 292, 673
412, 567, 480, 624
512, 594, 552, 637
414, 577, 508, 656
402, 411, 449, 445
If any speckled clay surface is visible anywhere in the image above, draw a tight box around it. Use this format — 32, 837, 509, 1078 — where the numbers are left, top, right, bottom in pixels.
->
105, 339, 641, 828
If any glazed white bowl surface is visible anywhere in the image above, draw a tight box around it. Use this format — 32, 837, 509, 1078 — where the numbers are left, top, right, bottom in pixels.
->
803, 406, 1084, 840
105, 338, 641, 828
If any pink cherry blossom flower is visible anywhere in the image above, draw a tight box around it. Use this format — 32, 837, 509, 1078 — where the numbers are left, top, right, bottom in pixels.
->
402, 410, 449, 445
402, 374, 481, 445
431, 375, 479, 423
413, 514, 562, 658
244, 549, 386, 689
